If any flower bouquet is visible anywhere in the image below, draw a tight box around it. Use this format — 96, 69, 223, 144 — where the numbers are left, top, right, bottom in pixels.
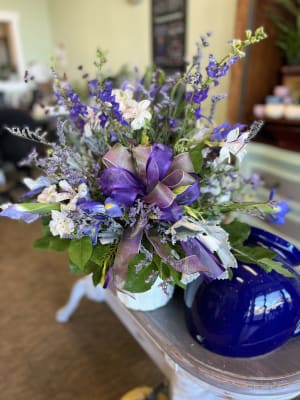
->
0, 27, 292, 309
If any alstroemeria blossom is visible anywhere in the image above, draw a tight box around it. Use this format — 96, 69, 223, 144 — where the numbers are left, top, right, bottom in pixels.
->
218, 128, 249, 163
112, 88, 151, 130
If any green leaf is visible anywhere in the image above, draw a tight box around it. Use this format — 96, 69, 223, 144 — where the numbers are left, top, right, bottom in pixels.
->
259, 258, 295, 278
69, 263, 84, 275
19, 203, 60, 214
232, 244, 294, 277
222, 220, 251, 246
49, 237, 70, 252
233, 244, 275, 264
33, 236, 51, 249
90, 244, 112, 265
189, 143, 204, 173
68, 237, 93, 270
123, 254, 157, 293
33, 235, 70, 252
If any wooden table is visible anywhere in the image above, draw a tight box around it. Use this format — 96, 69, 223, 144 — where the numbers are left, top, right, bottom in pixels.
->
105, 289, 300, 400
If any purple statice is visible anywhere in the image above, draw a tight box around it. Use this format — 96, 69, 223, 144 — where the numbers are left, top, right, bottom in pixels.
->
135, 245, 153, 272
145, 270, 159, 284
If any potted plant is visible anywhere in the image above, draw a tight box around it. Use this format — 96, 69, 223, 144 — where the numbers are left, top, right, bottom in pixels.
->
268, 0, 300, 65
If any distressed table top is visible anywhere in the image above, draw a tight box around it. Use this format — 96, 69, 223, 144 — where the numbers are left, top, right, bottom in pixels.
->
106, 288, 300, 397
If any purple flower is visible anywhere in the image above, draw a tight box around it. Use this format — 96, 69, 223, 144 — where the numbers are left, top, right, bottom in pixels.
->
206, 54, 230, 84
268, 201, 290, 225
211, 122, 246, 142
80, 198, 122, 218
0, 205, 39, 223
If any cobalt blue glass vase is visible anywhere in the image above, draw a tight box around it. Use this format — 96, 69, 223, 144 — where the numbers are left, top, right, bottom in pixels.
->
184, 228, 300, 357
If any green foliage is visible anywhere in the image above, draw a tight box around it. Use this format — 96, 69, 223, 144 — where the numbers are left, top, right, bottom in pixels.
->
268, 0, 300, 63
189, 143, 204, 173
223, 220, 295, 278
123, 254, 157, 293
20, 203, 60, 214
33, 235, 70, 252
68, 237, 93, 270
222, 220, 251, 245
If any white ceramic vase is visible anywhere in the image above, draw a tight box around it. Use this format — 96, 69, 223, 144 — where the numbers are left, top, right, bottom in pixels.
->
117, 277, 175, 311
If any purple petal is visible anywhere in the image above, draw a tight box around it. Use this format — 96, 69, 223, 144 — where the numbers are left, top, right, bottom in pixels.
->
80, 201, 105, 214
160, 202, 183, 222
21, 187, 44, 199
102, 143, 135, 173
143, 181, 175, 209
104, 198, 123, 217
80, 223, 101, 245
0, 205, 39, 223
99, 168, 145, 206
268, 201, 290, 225
181, 238, 224, 280
175, 177, 200, 205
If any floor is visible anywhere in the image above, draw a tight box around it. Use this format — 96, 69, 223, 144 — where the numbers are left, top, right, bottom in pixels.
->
0, 219, 164, 400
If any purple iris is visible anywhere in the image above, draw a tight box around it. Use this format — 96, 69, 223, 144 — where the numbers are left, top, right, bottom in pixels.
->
80, 198, 122, 218
79, 198, 122, 245
211, 122, 246, 142
0, 205, 39, 223
99, 143, 200, 222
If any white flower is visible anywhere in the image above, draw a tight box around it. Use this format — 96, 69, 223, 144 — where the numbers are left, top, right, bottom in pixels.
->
37, 184, 73, 204
61, 182, 88, 211
112, 88, 134, 111
218, 128, 249, 163
49, 210, 75, 238
83, 106, 101, 137
23, 176, 51, 190
112, 89, 152, 130
169, 219, 238, 272
130, 100, 152, 130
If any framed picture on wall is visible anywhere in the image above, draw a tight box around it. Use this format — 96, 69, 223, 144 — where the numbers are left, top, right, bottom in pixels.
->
152, 0, 186, 73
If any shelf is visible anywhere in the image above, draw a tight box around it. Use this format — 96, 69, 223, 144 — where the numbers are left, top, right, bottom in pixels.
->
105, 289, 300, 399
